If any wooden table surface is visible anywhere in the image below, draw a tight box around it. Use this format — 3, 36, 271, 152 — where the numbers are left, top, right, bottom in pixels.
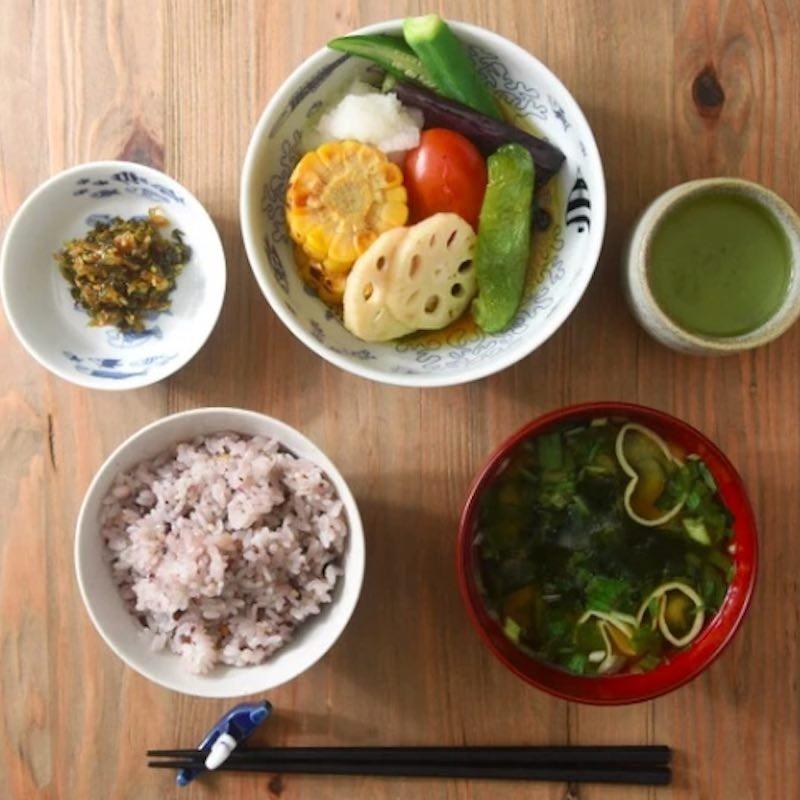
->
2, 1, 798, 798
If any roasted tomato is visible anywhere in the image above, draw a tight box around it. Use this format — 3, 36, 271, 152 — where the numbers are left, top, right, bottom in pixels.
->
403, 128, 487, 228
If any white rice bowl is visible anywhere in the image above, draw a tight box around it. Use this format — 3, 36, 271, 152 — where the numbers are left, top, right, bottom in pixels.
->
75, 408, 364, 698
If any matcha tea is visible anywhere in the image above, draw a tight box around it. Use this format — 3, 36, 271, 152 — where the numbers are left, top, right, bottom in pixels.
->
647, 191, 791, 337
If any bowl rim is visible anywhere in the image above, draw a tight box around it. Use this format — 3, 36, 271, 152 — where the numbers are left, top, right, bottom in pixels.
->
74, 406, 365, 697
0, 159, 227, 391
240, 18, 607, 388
456, 401, 758, 705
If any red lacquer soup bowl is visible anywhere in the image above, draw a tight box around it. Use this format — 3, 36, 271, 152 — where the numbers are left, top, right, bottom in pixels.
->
457, 402, 758, 705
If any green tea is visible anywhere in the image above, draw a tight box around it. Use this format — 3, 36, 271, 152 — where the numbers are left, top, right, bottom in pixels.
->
647, 191, 791, 337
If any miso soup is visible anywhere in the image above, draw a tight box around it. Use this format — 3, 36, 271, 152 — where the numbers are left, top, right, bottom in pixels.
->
476, 418, 735, 676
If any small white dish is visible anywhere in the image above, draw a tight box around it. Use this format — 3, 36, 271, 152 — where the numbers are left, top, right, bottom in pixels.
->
623, 178, 800, 355
74, 407, 365, 698
1, 160, 226, 390
241, 19, 606, 387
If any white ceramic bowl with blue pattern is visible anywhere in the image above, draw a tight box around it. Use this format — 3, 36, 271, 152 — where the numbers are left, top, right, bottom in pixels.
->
241, 19, 605, 387
1, 160, 226, 390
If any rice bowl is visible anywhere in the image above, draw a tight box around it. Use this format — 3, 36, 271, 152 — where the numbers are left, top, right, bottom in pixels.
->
75, 408, 364, 698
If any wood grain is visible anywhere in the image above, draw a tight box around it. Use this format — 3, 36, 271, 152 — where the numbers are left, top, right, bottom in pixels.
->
1, 1, 799, 798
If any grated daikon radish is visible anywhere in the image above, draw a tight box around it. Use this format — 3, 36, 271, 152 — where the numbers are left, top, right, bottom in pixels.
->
316, 82, 423, 154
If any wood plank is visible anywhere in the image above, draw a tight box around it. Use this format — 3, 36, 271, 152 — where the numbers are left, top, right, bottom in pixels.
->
0, 1, 798, 798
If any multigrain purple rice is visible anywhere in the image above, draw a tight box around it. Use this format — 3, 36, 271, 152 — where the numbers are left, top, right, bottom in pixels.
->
100, 432, 347, 674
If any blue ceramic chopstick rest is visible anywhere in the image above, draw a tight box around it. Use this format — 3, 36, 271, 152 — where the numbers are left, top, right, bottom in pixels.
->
176, 700, 272, 787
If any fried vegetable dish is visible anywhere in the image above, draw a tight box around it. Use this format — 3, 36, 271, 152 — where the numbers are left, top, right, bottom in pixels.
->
55, 208, 190, 331
283, 14, 567, 343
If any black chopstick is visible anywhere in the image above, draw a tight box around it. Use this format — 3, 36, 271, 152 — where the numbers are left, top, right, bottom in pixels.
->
147, 745, 670, 766
147, 745, 671, 786
147, 759, 671, 785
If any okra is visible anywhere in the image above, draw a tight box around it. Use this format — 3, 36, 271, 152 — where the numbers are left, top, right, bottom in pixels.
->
402, 14, 502, 120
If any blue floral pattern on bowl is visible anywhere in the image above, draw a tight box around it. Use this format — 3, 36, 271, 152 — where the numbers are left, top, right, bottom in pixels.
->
247, 21, 605, 385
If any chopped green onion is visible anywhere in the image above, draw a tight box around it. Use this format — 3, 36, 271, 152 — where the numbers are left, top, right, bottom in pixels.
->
698, 461, 718, 491
565, 653, 588, 674
585, 576, 631, 614
637, 654, 662, 672
503, 616, 522, 643
572, 494, 590, 516
683, 517, 711, 545
537, 432, 563, 471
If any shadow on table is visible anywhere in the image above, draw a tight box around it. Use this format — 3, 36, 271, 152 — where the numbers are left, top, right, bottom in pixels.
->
307, 482, 504, 738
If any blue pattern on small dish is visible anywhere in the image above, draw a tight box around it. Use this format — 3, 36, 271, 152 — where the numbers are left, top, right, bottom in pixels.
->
85, 213, 114, 226
64, 350, 176, 380
105, 325, 164, 348
73, 169, 186, 204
